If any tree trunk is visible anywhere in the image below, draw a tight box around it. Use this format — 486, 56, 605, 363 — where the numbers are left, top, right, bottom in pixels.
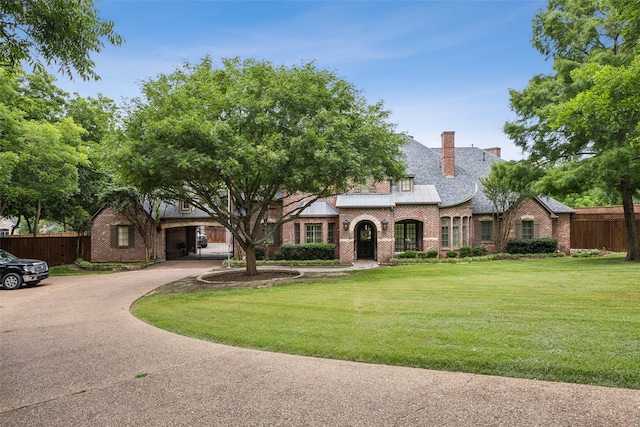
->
244, 243, 258, 276
620, 180, 639, 261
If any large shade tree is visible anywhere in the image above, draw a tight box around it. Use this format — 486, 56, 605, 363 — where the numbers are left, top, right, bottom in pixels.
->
505, 0, 640, 261
0, 67, 114, 236
120, 57, 407, 275
0, 0, 123, 80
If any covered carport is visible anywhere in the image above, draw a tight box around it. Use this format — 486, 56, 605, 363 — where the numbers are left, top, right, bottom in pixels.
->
159, 203, 232, 260
164, 224, 232, 260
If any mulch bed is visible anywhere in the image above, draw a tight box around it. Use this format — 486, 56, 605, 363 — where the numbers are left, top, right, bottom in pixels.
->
150, 270, 301, 295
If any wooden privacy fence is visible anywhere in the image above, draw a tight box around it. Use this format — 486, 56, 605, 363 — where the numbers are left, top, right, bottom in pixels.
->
571, 205, 640, 252
0, 235, 91, 266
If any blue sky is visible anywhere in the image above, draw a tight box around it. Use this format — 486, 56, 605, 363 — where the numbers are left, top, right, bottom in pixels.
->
53, 0, 552, 160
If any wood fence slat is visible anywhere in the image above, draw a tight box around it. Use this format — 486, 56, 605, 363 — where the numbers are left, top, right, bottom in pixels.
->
0, 236, 91, 266
571, 206, 640, 252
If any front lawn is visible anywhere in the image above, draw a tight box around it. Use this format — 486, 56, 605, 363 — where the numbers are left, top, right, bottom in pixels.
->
132, 255, 640, 389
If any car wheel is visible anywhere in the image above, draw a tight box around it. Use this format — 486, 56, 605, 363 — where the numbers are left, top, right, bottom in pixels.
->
2, 273, 23, 290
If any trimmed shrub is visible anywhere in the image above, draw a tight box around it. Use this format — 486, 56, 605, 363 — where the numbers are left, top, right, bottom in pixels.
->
275, 243, 336, 260
426, 250, 439, 258
459, 246, 473, 258
472, 246, 487, 256
255, 246, 266, 261
506, 238, 558, 254
397, 250, 435, 259
446, 250, 458, 258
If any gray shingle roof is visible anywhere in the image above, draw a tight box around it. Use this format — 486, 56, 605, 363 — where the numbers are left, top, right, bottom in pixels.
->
160, 202, 211, 219
399, 136, 573, 214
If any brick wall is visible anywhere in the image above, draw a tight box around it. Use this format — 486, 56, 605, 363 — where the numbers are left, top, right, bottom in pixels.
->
91, 207, 158, 262
339, 208, 394, 264
472, 199, 571, 254
394, 204, 441, 251
553, 213, 572, 254
511, 199, 553, 240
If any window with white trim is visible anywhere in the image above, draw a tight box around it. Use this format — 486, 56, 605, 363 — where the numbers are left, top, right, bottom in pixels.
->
306, 224, 322, 243
441, 217, 450, 248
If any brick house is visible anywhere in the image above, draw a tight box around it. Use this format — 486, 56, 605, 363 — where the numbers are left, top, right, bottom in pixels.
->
279, 132, 573, 264
91, 131, 573, 263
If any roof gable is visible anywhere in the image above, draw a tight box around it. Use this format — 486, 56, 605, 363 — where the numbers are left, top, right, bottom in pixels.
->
399, 136, 573, 214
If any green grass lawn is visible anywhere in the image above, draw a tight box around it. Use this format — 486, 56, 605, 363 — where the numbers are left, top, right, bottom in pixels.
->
132, 255, 640, 389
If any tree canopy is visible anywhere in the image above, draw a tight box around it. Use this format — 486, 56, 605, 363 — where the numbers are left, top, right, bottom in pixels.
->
0, 67, 118, 235
0, 0, 123, 80
120, 57, 407, 275
505, 0, 640, 261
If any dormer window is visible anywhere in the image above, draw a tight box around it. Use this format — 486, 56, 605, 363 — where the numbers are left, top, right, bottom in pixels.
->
179, 200, 193, 212
399, 176, 414, 192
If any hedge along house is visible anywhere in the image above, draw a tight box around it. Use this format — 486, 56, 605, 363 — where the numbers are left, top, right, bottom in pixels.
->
279, 132, 574, 264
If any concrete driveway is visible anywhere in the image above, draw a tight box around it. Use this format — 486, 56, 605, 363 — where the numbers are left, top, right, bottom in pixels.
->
1, 261, 638, 426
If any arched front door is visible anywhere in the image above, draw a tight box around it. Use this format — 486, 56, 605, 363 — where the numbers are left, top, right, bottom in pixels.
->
356, 221, 376, 259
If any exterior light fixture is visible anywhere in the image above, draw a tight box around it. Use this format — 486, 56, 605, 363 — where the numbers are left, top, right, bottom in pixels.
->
343, 220, 350, 231
381, 219, 389, 231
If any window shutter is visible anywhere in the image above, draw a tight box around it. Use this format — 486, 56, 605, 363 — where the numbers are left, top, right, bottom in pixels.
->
515, 220, 522, 239
110, 225, 118, 248
275, 224, 282, 246
533, 221, 540, 239
474, 220, 481, 245
128, 225, 135, 248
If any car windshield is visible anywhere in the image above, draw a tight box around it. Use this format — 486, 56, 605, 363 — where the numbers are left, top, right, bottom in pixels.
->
0, 249, 18, 262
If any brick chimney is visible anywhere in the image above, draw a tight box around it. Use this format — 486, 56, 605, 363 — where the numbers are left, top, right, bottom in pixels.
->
484, 147, 501, 158
441, 131, 455, 178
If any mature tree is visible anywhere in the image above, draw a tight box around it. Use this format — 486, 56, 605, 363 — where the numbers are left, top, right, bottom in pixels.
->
481, 161, 537, 252
505, 0, 640, 261
0, 0, 123, 80
120, 57, 406, 275
61, 94, 119, 233
10, 118, 88, 236
0, 67, 107, 235
548, 58, 640, 258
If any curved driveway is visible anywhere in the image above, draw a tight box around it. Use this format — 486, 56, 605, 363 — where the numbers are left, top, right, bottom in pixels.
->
1, 261, 638, 426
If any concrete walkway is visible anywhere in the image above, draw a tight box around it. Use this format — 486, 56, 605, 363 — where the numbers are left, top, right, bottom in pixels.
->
1, 261, 638, 426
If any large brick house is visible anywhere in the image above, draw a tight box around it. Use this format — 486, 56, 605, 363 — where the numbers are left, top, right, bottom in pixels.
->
91, 131, 573, 263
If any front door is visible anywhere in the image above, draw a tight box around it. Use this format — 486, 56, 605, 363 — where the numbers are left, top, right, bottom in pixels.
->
356, 222, 376, 259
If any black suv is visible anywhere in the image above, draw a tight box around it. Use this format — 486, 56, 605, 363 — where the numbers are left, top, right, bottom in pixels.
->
0, 249, 49, 290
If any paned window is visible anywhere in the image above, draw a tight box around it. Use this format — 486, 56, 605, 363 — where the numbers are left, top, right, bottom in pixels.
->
395, 222, 419, 252
306, 224, 322, 243
441, 217, 450, 248
110, 224, 134, 248
462, 217, 468, 246
452, 217, 460, 248
522, 220, 534, 240
480, 221, 492, 241
399, 178, 412, 192
264, 223, 275, 244
117, 225, 129, 246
